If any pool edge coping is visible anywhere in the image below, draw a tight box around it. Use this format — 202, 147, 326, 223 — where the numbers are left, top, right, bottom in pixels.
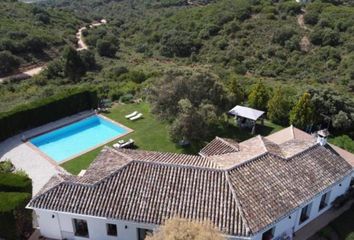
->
26, 113, 134, 166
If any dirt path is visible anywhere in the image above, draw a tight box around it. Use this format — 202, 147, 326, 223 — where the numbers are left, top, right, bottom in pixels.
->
1, 19, 107, 83
297, 9, 312, 31
0, 66, 44, 83
76, 19, 107, 51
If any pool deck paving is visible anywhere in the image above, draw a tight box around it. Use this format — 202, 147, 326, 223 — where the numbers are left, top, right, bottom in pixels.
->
0, 110, 94, 195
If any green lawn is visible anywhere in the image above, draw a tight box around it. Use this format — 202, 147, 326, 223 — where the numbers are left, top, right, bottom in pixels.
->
61, 102, 283, 175
61, 102, 186, 174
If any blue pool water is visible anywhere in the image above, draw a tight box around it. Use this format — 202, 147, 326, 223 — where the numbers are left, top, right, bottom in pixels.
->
30, 115, 128, 162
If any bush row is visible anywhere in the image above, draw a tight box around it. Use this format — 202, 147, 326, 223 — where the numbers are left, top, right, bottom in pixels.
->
0, 88, 98, 142
0, 173, 32, 193
0, 192, 32, 240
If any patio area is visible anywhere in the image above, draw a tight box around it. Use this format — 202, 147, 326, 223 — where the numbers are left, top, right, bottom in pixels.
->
0, 111, 94, 195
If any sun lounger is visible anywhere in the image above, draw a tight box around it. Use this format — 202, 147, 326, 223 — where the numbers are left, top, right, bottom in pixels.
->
113, 139, 135, 149
129, 113, 143, 121
125, 111, 138, 119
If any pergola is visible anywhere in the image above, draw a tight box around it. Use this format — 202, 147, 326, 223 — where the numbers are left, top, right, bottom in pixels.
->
228, 105, 265, 134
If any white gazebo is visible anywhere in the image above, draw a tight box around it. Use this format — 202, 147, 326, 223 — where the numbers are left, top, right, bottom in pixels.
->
228, 105, 265, 134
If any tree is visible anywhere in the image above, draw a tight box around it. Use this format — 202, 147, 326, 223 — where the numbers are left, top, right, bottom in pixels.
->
267, 87, 292, 125
228, 76, 245, 105
146, 217, 225, 240
0, 51, 20, 75
170, 99, 208, 143
63, 46, 85, 82
150, 70, 229, 120
248, 81, 270, 111
309, 88, 354, 131
79, 50, 96, 71
332, 111, 352, 130
289, 92, 315, 129
96, 40, 117, 57
160, 30, 202, 57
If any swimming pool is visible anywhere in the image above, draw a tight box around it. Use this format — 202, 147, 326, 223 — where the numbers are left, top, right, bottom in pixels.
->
30, 115, 130, 162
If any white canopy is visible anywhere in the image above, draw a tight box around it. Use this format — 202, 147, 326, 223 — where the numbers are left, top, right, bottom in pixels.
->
228, 105, 265, 121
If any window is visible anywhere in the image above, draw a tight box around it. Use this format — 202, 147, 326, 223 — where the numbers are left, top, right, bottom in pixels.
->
73, 219, 89, 238
137, 228, 153, 240
262, 227, 275, 240
107, 223, 118, 236
299, 204, 311, 224
319, 192, 330, 211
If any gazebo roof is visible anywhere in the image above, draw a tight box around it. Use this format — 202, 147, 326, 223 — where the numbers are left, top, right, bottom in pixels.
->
228, 105, 265, 121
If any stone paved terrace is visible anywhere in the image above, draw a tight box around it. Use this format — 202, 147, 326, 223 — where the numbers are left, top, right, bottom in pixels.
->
0, 111, 94, 195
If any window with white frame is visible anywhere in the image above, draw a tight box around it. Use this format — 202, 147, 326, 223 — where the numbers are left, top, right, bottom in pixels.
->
73, 218, 89, 238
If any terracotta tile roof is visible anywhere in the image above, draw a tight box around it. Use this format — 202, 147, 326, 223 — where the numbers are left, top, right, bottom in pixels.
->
199, 137, 239, 157
329, 144, 354, 167
29, 126, 354, 237
227, 145, 352, 233
30, 161, 250, 236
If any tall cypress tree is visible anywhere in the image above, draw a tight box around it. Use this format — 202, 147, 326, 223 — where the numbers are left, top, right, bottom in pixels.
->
289, 92, 315, 129
267, 87, 291, 125
248, 81, 269, 111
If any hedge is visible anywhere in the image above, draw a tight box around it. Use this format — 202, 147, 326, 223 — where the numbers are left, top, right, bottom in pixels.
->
0, 192, 32, 240
0, 88, 98, 142
0, 173, 32, 193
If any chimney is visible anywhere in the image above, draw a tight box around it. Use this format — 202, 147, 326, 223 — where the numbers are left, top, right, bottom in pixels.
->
316, 129, 330, 146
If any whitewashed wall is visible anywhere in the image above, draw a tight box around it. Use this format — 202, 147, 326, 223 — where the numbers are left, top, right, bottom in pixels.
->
34, 209, 157, 240
252, 174, 352, 240
33, 174, 352, 240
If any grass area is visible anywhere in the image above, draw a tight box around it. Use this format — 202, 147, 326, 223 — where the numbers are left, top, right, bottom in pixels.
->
61, 102, 284, 175
61, 102, 186, 174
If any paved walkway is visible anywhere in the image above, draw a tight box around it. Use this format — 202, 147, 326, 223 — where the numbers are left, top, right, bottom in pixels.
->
294, 200, 354, 240
0, 111, 94, 195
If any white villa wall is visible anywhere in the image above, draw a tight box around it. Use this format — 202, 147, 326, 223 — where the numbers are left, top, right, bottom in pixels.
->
33, 174, 352, 240
34, 209, 157, 240
252, 174, 352, 240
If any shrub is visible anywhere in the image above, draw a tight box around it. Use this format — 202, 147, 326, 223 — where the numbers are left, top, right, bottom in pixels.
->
0, 88, 98, 142
0, 173, 32, 193
0, 160, 14, 173
97, 40, 117, 57
120, 93, 134, 103
0, 192, 32, 240
272, 27, 296, 46
0, 51, 20, 76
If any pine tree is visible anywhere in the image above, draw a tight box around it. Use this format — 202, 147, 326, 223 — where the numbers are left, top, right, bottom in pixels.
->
248, 81, 269, 111
267, 87, 291, 125
289, 92, 315, 129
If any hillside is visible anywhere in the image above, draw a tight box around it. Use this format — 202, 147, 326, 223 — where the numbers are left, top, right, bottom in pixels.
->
0, 0, 82, 76
1, 0, 354, 142
40, 0, 354, 89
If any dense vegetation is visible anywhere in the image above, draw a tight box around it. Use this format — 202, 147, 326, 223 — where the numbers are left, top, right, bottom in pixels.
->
0, 161, 32, 240
0, 0, 82, 75
1, 0, 354, 150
